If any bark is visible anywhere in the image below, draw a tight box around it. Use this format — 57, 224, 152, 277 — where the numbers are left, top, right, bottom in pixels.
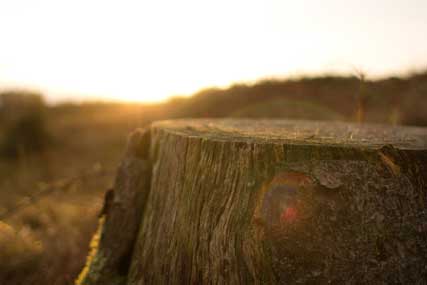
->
78, 119, 427, 285
77, 129, 152, 285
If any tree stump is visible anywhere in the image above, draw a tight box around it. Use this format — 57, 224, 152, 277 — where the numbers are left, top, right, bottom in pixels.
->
77, 119, 427, 285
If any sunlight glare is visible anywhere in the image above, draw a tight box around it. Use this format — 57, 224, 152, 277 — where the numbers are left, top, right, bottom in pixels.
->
0, 0, 426, 102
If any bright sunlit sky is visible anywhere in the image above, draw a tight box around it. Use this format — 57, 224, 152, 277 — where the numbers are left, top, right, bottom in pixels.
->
0, 0, 426, 103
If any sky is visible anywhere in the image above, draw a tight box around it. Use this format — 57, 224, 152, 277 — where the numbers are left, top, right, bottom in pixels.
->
0, 0, 426, 103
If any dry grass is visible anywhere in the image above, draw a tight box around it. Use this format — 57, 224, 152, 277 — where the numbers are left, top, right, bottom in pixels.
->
0, 195, 100, 284
0, 104, 142, 285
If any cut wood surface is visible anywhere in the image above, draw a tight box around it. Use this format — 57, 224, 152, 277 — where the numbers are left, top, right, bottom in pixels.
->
78, 119, 427, 285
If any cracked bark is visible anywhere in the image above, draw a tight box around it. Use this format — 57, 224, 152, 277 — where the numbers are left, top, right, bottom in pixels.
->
79, 119, 427, 285
78, 128, 152, 285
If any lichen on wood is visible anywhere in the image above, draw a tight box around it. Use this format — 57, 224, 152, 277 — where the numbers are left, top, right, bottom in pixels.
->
75, 216, 106, 285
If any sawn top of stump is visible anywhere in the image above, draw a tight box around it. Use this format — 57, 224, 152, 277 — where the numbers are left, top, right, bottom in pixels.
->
152, 119, 427, 150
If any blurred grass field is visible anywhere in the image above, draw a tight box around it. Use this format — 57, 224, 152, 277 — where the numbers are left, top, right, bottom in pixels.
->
0, 101, 146, 284
0, 72, 426, 284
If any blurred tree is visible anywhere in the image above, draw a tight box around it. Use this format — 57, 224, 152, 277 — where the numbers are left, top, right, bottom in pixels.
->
0, 90, 51, 158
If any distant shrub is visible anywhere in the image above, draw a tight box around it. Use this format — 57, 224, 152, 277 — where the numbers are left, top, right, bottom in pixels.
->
1, 112, 51, 157
231, 98, 344, 121
0, 91, 51, 158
